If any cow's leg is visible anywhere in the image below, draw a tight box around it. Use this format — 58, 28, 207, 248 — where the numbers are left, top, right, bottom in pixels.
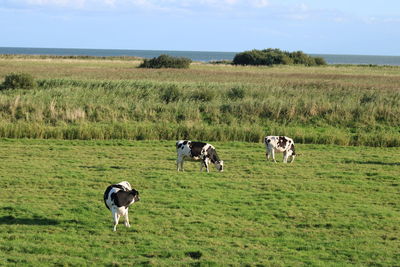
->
290, 155, 295, 163
177, 156, 184, 171
283, 151, 289, 163
271, 149, 277, 163
266, 147, 273, 162
124, 209, 130, 228
112, 209, 120, 231
206, 158, 210, 172
200, 158, 208, 172
200, 158, 209, 172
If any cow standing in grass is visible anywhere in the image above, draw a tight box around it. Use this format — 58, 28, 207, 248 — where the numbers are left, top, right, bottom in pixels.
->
265, 136, 296, 163
103, 181, 140, 231
176, 140, 224, 172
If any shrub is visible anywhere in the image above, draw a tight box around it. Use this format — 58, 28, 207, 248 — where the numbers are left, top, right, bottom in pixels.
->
2, 72, 36, 90
139, 54, 191, 69
314, 57, 327, 66
227, 87, 246, 100
232, 48, 327, 66
261, 48, 293, 65
232, 50, 265, 66
288, 51, 314, 65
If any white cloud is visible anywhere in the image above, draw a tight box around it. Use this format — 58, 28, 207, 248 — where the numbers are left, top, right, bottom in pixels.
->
104, 0, 116, 6
383, 17, 400, 23
10, 0, 118, 9
27, 0, 85, 8
9, 0, 273, 10
298, 3, 308, 11
251, 0, 269, 8
333, 17, 346, 23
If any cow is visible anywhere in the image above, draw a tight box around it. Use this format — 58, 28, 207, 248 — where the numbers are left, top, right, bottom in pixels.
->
265, 136, 296, 163
176, 140, 224, 172
103, 181, 140, 231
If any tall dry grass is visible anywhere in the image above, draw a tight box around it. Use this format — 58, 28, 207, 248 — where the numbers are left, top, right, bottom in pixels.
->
0, 57, 399, 146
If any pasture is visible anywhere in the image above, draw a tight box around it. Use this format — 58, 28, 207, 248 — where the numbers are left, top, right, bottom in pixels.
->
0, 139, 399, 266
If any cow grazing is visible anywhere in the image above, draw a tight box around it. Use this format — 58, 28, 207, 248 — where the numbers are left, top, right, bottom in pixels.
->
103, 181, 140, 231
176, 140, 224, 172
265, 136, 296, 163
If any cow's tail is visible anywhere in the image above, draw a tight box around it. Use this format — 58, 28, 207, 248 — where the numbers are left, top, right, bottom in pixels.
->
104, 186, 112, 210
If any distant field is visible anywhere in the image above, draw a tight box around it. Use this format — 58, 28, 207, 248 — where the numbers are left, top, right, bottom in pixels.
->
0, 56, 399, 146
0, 139, 399, 266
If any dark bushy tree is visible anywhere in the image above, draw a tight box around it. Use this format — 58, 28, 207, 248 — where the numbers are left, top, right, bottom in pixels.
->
232, 48, 327, 66
2, 72, 36, 90
313, 57, 327, 66
139, 54, 191, 69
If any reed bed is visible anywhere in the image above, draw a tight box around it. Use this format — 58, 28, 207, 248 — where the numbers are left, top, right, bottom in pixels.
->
0, 57, 399, 146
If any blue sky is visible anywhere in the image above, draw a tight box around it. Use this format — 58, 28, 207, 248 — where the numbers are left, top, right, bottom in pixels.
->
1, 0, 400, 55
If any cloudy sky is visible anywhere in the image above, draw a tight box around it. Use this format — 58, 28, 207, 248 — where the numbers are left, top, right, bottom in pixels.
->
1, 0, 400, 55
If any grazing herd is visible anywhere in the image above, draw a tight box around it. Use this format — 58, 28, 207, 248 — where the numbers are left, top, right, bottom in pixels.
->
104, 136, 296, 231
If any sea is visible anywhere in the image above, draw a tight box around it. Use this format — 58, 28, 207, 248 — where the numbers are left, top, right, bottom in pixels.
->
1, 47, 400, 66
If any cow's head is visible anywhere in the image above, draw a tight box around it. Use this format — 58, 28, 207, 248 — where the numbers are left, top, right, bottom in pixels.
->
131, 189, 140, 202
215, 160, 224, 172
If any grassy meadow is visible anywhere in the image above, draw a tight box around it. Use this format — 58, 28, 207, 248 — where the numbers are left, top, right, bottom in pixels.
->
0, 139, 399, 266
0, 56, 399, 146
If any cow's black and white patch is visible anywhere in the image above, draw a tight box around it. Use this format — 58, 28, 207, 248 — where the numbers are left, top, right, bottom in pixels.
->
189, 142, 207, 158
278, 136, 288, 148
104, 181, 140, 231
265, 136, 296, 163
176, 140, 224, 172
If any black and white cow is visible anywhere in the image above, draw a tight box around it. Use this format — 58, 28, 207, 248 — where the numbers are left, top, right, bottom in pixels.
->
265, 136, 296, 163
176, 140, 224, 172
103, 181, 140, 231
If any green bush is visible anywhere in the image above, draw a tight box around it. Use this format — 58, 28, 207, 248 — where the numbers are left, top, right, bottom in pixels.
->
233, 48, 327, 66
139, 54, 191, 69
2, 72, 36, 90
313, 57, 327, 66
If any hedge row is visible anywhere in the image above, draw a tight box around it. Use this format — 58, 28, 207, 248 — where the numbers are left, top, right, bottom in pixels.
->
233, 48, 327, 66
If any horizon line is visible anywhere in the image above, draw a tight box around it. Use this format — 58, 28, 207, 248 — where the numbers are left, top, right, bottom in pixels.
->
1, 46, 400, 58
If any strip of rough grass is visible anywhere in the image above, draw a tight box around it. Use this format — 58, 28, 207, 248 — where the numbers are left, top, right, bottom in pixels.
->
0, 139, 399, 266
1, 58, 399, 146
0, 121, 399, 147
0, 54, 142, 61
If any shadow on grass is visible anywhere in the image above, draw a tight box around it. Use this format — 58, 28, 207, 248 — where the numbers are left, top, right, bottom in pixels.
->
0, 215, 60, 226
185, 251, 202, 260
344, 160, 400, 166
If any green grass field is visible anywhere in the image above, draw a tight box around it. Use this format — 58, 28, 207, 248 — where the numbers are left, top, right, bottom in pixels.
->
0, 139, 399, 266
